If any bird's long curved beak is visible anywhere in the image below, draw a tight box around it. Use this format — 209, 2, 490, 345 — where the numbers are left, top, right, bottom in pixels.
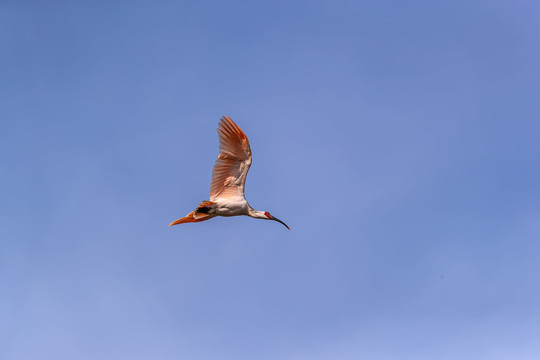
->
271, 215, 290, 230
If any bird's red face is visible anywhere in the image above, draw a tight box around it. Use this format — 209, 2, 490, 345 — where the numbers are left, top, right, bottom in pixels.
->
264, 211, 290, 230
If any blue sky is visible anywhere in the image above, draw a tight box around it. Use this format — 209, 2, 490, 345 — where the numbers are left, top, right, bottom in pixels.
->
2, 1, 540, 359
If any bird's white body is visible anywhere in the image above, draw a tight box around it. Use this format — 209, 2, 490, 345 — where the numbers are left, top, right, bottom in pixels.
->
213, 198, 250, 217
169, 116, 289, 229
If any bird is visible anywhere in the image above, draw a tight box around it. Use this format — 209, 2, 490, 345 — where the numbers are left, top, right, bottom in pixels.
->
169, 115, 290, 230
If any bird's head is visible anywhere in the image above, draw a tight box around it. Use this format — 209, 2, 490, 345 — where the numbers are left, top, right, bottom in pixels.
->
264, 211, 290, 230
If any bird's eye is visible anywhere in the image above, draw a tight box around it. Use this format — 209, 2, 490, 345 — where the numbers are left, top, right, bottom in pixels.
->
264, 211, 272, 219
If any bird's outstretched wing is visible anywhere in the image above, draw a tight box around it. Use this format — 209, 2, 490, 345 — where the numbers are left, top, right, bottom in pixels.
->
209, 116, 252, 201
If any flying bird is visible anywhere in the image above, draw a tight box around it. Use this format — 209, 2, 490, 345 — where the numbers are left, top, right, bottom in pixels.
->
169, 115, 290, 230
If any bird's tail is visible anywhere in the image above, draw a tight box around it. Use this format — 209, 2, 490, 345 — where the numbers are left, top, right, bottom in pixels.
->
169, 212, 194, 226
169, 211, 209, 226
169, 201, 215, 226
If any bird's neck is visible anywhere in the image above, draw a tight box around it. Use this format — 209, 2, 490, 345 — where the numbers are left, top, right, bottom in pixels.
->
248, 207, 267, 219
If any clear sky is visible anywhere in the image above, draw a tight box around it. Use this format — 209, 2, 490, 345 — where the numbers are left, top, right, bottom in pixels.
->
2, 1, 540, 359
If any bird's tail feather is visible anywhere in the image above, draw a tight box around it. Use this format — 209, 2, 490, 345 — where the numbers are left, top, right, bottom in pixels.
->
169, 201, 216, 226
169, 211, 211, 226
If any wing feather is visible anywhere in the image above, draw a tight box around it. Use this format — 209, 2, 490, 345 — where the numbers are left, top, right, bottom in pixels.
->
209, 116, 252, 201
